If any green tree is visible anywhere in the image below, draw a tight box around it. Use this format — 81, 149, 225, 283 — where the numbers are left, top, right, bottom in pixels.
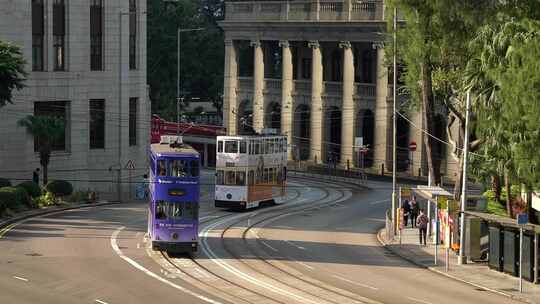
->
148, 0, 224, 121
466, 18, 540, 220
17, 116, 65, 185
0, 40, 27, 108
387, 0, 497, 195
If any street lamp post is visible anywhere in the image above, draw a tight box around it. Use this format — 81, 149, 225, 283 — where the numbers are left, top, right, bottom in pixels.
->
392, 7, 398, 233
176, 27, 205, 136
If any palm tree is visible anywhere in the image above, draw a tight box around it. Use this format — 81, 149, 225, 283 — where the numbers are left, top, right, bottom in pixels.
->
17, 115, 65, 185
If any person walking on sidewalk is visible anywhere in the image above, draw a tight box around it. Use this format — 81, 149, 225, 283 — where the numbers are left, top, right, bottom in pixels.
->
402, 199, 411, 228
410, 196, 419, 228
32, 168, 40, 185
417, 209, 428, 246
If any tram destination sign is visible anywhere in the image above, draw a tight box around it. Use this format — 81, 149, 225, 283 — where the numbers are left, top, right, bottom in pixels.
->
168, 188, 186, 197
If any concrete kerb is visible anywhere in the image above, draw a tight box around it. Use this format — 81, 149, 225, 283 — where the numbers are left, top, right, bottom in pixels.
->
375, 228, 534, 304
0, 201, 121, 231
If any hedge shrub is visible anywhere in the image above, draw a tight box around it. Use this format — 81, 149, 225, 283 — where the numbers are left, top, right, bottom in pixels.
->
17, 181, 41, 198
0, 178, 11, 188
45, 180, 73, 197
0, 187, 30, 212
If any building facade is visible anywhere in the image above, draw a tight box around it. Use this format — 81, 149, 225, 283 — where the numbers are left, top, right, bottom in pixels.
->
219, 0, 458, 179
0, 0, 149, 197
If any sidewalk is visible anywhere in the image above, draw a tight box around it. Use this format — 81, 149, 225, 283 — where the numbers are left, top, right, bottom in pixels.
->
378, 227, 540, 304
0, 200, 119, 229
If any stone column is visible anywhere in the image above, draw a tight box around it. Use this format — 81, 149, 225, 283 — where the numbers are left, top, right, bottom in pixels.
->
223, 39, 238, 135
252, 40, 265, 133
373, 44, 391, 172
309, 41, 323, 163
280, 40, 294, 160
340, 41, 355, 168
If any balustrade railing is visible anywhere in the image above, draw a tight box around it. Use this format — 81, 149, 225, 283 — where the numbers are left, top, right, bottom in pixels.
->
356, 83, 376, 98
324, 81, 342, 95
225, 0, 383, 22
293, 80, 311, 93
265, 78, 282, 91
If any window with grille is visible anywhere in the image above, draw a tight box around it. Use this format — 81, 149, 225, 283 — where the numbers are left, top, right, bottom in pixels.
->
34, 101, 69, 151
32, 0, 44, 71
89, 100, 105, 149
129, 0, 137, 70
90, 0, 103, 71
53, 0, 66, 71
129, 98, 138, 146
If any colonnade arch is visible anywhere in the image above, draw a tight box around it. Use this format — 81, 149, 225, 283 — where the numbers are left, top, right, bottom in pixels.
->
324, 106, 341, 164
293, 104, 310, 160
355, 109, 375, 168
266, 102, 281, 131
237, 99, 253, 134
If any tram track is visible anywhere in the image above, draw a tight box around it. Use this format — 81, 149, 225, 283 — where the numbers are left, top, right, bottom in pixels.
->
159, 251, 284, 304
156, 177, 383, 304
196, 177, 381, 304
154, 188, 305, 304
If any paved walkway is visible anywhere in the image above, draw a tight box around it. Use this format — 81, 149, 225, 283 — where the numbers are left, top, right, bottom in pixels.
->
378, 227, 540, 304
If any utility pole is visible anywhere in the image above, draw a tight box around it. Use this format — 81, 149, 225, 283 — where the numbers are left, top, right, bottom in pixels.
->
458, 90, 471, 265
392, 7, 398, 231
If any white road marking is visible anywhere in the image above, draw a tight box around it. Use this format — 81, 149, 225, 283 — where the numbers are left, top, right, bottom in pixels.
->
110, 227, 224, 304
296, 261, 314, 270
369, 199, 391, 205
95, 299, 109, 304
284, 240, 306, 250
136, 243, 140, 249
331, 275, 378, 290
261, 241, 279, 252
200, 215, 221, 221
201, 215, 322, 304
407, 297, 433, 304
13, 276, 28, 282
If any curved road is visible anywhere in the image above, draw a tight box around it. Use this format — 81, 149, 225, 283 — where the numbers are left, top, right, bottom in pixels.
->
0, 172, 519, 304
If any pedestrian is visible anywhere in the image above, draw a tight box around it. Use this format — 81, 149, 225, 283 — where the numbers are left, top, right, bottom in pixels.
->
410, 196, 419, 227
32, 168, 40, 185
417, 209, 428, 246
402, 199, 411, 228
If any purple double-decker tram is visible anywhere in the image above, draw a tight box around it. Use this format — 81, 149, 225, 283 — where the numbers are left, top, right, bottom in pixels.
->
148, 136, 200, 253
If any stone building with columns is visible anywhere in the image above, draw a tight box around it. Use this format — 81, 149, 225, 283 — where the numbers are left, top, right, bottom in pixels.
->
219, 0, 458, 179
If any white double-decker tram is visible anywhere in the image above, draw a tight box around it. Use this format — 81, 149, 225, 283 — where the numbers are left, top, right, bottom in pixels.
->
215, 135, 287, 209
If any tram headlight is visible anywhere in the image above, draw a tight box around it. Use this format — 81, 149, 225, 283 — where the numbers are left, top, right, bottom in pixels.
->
172, 232, 179, 240
226, 193, 232, 200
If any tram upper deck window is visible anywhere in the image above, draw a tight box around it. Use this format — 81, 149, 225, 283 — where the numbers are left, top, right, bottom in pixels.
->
239, 141, 247, 153
217, 141, 223, 153
158, 160, 166, 176
190, 160, 199, 177
225, 141, 238, 153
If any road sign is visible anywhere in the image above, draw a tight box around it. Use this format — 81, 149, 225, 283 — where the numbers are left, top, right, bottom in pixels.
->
355, 137, 363, 151
125, 159, 135, 170
409, 141, 417, 151
517, 213, 529, 225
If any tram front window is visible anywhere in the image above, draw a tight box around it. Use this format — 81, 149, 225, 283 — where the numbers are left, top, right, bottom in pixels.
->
190, 160, 199, 177
169, 159, 189, 177
158, 160, 166, 176
239, 141, 247, 153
